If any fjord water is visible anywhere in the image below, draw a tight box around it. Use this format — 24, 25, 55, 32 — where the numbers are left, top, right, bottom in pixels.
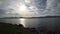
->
0, 18, 60, 31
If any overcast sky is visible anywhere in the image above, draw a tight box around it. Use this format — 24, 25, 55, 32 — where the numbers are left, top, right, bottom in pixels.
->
0, 0, 60, 17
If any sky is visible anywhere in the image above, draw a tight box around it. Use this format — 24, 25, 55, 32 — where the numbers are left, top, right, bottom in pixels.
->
0, 0, 60, 17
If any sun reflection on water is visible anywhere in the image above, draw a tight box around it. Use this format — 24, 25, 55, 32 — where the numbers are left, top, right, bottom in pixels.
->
20, 18, 26, 27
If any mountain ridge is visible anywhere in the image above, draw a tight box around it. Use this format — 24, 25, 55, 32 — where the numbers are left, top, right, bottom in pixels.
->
0, 16, 60, 19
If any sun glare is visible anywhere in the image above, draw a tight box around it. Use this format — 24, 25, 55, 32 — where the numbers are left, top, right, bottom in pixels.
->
17, 4, 33, 17
19, 5, 27, 11
20, 18, 26, 27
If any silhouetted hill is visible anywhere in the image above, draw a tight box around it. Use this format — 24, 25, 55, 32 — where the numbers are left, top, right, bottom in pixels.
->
0, 16, 60, 19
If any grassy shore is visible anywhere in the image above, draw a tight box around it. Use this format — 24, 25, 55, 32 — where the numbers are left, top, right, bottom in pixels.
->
0, 22, 60, 34
0, 22, 39, 34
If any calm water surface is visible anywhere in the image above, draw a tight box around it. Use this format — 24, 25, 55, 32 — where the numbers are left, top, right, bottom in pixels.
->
0, 18, 60, 31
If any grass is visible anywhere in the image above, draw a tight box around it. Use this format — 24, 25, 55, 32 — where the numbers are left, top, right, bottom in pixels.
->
0, 22, 38, 34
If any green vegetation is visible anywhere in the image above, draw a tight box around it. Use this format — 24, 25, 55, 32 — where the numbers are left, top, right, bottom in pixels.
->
0, 22, 38, 34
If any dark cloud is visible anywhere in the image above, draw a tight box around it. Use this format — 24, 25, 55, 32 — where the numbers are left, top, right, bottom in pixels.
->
0, 9, 5, 14
43, 0, 60, 16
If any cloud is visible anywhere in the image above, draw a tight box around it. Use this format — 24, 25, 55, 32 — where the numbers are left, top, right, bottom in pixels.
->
0, 0, 3, 6
43, 0, 60, 16
0, 0, 44, 17
0, 1, 1, 3
0, 9, 5, 14
0, 0, 22, 17
0, 0, 60, 17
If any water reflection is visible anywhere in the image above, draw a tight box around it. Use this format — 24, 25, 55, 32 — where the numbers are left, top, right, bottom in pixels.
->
0, 18, 60, 30
19, 18, 60, 31
19, 18, 39, 28
20, 18, 26, 27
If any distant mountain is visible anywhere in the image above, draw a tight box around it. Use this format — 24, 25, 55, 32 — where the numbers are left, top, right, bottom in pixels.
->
0, 16, 60, 19
40, 16, 60, 18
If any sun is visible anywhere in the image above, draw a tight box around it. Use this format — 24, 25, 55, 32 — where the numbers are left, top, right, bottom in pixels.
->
17, 4, 32, 17
19, 5, 27, 11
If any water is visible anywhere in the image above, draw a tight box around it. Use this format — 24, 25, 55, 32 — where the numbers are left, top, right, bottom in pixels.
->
0, 18, 60, 31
